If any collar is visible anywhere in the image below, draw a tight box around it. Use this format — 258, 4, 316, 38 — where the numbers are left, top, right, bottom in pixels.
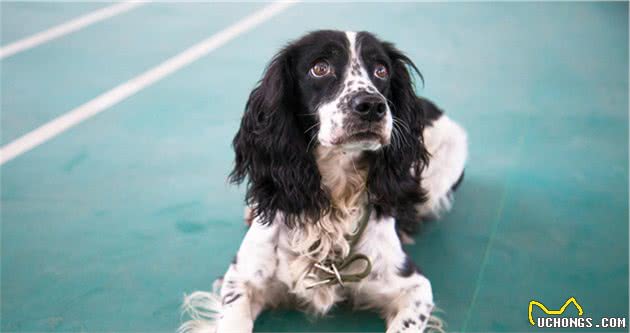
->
306, 205, 373, 289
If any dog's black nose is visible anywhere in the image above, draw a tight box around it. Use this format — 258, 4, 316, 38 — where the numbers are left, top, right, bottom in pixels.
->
351, 95, 386, 122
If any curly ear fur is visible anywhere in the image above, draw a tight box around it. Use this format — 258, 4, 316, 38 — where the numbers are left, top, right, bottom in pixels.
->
229, 47, 330, 225
367, 42, 430, 235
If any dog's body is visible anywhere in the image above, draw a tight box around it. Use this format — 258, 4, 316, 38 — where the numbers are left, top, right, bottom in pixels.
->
180, 30, 467, 333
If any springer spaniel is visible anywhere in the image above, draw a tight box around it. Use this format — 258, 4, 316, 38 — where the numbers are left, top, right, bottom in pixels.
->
180, 30, 467, 333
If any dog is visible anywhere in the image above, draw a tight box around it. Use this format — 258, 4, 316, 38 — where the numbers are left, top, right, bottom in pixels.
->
179, 30, 467, 333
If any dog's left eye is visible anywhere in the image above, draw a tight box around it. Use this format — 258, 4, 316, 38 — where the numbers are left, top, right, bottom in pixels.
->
310, 61, 331, 78
374, 64, 388, 79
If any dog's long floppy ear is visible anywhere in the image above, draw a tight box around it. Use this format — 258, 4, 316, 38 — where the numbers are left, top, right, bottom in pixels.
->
229, 47, 329, 225
367, 42, 430, 234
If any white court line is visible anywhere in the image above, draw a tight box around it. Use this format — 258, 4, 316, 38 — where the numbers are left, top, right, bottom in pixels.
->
0, 1, 147, 59
0, 1, 297, 165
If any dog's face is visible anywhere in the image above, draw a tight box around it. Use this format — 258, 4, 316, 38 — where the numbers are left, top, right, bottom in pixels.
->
291, 31, 394, 151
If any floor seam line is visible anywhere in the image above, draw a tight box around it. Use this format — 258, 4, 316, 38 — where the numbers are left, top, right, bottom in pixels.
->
460, 132, 525, 332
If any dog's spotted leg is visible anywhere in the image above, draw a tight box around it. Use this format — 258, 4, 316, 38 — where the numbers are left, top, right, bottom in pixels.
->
180, 219, 280, 333
384, 272, 436, 333
352, 216, 441, 333
215, 267, 263, 333
218, 219, 279, 332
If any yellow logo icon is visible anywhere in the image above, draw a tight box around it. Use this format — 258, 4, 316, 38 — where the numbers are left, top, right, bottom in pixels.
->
528, 297, 584, 326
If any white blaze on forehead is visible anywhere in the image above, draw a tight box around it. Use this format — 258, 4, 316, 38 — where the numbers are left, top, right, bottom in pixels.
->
345, 31, 371, 83
346, 31, 359, 66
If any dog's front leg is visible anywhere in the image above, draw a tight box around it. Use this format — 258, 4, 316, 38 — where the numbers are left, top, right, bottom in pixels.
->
353, 216, 440, 333
215, 269, 256, 332
217, 219, 279, 332
181, 218, 279, 333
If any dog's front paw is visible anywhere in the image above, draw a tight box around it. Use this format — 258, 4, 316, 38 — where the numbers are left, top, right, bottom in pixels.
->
386, 300, 434, 333
216, 315, 253, 333
215, 292, 254, 333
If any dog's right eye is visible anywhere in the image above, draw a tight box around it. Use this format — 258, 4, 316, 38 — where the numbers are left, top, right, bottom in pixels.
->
310, 61, 331, 78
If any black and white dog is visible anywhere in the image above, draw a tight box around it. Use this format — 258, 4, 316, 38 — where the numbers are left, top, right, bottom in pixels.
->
180, 30, 467, 333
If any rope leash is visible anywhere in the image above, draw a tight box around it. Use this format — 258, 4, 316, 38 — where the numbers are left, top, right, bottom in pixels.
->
305, 205, 373, 289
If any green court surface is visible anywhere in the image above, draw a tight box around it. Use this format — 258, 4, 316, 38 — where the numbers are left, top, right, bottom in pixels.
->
1, 2, 628, 332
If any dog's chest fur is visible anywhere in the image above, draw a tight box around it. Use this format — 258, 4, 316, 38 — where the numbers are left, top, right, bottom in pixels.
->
273, 147, 371, 314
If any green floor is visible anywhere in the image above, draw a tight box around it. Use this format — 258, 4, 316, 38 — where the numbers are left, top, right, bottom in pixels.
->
1, 2, 628, 332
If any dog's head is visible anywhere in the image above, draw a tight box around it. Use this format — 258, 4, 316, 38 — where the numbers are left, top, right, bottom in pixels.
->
230, 30, 428, 224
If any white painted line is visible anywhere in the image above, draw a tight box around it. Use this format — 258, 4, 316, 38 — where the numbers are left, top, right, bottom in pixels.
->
0, 1, 147, 59
0, 1, 297, 165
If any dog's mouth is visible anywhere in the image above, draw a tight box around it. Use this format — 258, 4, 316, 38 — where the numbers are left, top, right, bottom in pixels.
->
346, 131, 382, 142
333, 130, 390, 151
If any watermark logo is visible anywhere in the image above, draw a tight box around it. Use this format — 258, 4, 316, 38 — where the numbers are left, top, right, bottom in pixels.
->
529, 297, 583, 326
528, 296, 626, 329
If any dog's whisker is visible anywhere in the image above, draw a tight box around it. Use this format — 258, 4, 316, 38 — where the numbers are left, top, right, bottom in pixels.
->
306, 131, 319, 152
392, 120, 408, 149
393, 116, 411, 134
304, 122, 321, 135
395, 125, 404, 150
390, 123, 401, 150
397, 124, 408, 149
393, 118, 413, 148
297, 113, 317, 117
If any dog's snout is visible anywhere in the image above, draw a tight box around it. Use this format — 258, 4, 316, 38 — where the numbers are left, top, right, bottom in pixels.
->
351, 95, 386, 122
